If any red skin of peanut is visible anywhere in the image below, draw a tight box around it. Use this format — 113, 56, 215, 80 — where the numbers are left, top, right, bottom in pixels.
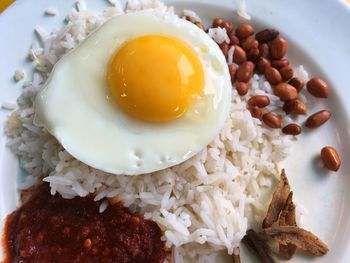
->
305, 110, 332, 128
307, 77, 330, 98
321, 147, 341, 171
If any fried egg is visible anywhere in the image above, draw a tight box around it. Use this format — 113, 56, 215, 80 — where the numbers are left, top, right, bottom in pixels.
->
34, 12, 232, 175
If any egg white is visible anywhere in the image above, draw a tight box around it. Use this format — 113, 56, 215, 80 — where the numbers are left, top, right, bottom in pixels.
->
35, 12, 232, 175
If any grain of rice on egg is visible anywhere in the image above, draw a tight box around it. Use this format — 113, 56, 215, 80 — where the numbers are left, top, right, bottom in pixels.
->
5, 0, 303, 262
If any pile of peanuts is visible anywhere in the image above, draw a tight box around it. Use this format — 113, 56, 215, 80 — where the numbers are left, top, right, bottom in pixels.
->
185, 16, 341, 172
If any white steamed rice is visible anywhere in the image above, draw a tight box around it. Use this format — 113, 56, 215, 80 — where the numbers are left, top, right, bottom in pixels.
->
4, 0, 309, 262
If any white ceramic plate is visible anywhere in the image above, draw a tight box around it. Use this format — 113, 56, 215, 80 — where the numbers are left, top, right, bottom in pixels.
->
1, 0, 350, 262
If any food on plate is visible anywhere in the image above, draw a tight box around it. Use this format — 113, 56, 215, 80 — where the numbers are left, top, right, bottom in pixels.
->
305, 110, 332, 128
278, 192, 297, 259
262, 112, 282, 129
255, 29, 279, 43
321, 146, 341, 171
283, 99, 307, 115
235, 23, 255, 39
279, 66, 294, 81
273, 83, 298, 101
271, 58, 289, 70
244, 170, 328, 262
219, 13, 334, 146
247, 95, 270, 108
234, 81, 249, 96
107, 34, 205, 122
264, 66, 282, 85
306, 77, 330, 98
242, 229, 277, 263
0, 0, 340, 262
231, 249, 241, 263
292, 100, 308, 115
232, 45, 247, 64
34, 12, 232, 175
257, 45, 269, 61
288, 77, 305, 92
14, 69, 25, 82
270, 37, 288, 60
44, 7, 58, 16
282, 123, 301, 136
262, 169, 291, 229
263, 226, 329, 256
2, 185, 166, 263
240, 37, 258, 53
235, 61, 255, 82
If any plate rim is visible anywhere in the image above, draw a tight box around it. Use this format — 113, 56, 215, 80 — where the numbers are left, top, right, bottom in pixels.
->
1, 0, 350, 262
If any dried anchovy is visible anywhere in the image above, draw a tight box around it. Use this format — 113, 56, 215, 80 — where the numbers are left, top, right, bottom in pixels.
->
242, 229, 278, 263
278, 192, 297, 259
232, 248, 241, 263
263, 226, 329, 256
263, 169, 291, 228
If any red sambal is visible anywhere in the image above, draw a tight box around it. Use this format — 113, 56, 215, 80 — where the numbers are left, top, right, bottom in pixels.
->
1, 185, 166, 263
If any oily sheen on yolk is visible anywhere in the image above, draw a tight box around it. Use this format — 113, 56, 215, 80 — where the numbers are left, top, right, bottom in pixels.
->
107, 35, 204, 122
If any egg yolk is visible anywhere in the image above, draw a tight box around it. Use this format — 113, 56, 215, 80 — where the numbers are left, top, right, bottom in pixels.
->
107, 35, 204, 122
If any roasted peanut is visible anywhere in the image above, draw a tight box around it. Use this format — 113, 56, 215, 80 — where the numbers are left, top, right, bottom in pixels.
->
222, 21, 234, 35
230, 35, 240, 45
279, 66, 293, 81
241, 37, 259, 51
255, 29, 279, 43
228, 64, 236, 84
249, 105, 262, 119
258, 43, 269, 58
294, 99, 307, 114
233, 45, 247, 64
288, 77, 304, 92
305, 110, 332, 128
306, 77, 330, 98
271, 59, 289, 69
219, 42, 230, 58
247, 47, 260, 62
321, 146, 341, 172
265, 66, 282, 85
256, 57, 271, 74
282, 124, 302, 135
283, 100, 296, 115
270, 37, 288, 59
262, 112, 282, 128
235, 82, 249, 96
212, 18, 224, 28
236, 23, 255, 39
247, 95, 270, 108
236, 61, 255, 82
274, 83, 298, 101
283, 99, 307, 115
212, 18, 234, 35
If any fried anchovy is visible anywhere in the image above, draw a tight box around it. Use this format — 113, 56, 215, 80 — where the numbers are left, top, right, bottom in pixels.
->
262, 169, 291, 228
263, 226, 329, 256
278, 192, 297, 259
232, 248, 241, 263
242, 229, 278, 263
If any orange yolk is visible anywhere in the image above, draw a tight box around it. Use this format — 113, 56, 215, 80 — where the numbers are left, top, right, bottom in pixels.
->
107, 35, 204, 122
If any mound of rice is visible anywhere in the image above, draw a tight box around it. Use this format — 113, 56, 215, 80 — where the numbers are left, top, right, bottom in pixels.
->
4, 0, 309, 262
